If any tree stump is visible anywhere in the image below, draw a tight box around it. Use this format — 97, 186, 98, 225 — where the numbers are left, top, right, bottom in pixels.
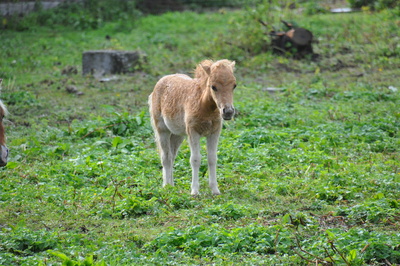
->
82, 50, 145, 76
266, 20, 317, 59
271, 28, 314, 58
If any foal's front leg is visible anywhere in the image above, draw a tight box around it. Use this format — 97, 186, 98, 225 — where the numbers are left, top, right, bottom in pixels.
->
207, 132, 221, 195
188, 131, 201, 195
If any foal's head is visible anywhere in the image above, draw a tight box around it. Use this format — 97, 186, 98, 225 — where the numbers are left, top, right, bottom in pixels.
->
198, 59, 236, 120
0, 100, 8, 167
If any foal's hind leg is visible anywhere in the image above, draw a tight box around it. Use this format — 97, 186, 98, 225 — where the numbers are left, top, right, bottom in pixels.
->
157, 131, 174, 186
168, 134, 184, 185
170, 134, 184, 161
159, 134, 183, 187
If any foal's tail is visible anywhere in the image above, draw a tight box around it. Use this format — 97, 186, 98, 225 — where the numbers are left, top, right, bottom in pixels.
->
148, 93, 155, 130
148, 92, 161, 154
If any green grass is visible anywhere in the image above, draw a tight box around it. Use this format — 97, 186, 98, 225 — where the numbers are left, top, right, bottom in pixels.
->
0, 3, 399, 265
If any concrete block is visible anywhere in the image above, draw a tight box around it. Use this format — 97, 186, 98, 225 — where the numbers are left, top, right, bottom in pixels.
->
82, 50, 145, 76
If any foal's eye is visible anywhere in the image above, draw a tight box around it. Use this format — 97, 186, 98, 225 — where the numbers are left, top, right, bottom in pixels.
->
211, 86, 217, 91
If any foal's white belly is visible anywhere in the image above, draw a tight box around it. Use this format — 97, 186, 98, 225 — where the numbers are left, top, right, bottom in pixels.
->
163, 115, 186, 136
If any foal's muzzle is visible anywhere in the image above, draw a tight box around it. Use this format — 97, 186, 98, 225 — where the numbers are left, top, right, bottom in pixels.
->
0, 145, 8, 167
222, 106, 235, 120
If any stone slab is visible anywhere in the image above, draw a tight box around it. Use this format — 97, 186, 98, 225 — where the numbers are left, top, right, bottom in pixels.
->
82, 50, 145, 76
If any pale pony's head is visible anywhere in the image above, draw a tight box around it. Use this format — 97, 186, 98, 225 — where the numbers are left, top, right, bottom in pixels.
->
199, 59, 236, 120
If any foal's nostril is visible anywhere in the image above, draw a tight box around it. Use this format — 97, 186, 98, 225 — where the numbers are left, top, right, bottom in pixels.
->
222, 107, 235, 119
223, 107, 234, 114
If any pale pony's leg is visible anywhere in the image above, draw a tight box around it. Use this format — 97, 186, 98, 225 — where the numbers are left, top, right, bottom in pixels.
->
149, 94, 174, 187
188, 131, 201, 195
207, 132, 221, 195
169, 134, 184, 185
170, 134, 184, 161
158, 131, 174, 186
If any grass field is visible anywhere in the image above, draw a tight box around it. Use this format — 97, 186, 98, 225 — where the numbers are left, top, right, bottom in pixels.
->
0, 2, 399, 265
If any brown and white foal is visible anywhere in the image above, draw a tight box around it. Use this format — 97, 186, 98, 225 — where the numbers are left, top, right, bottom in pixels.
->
0, 99, 8, 167
149, 59, 237, 195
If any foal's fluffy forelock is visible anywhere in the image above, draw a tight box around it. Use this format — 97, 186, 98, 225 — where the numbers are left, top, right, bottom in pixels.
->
194, 59, 235, 80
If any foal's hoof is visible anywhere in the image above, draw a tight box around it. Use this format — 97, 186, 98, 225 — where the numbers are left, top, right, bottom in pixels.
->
211, 189, 221, 196
191, 190, 199, 196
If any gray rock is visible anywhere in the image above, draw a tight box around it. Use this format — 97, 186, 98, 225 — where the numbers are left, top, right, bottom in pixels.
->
82, 50, 145, 76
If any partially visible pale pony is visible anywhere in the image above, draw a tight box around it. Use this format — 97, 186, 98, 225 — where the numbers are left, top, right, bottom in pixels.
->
149, 59, 237, 195
0, 79, 8, 167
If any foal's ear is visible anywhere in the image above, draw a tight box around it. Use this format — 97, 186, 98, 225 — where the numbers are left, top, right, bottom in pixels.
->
230, 61, 236, 69
200, 64, 211, 76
